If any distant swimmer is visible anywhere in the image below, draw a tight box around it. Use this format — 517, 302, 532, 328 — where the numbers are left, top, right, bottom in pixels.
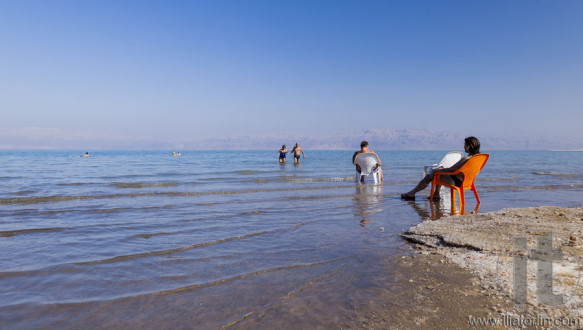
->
277, 145, 288, 163
290, 143, 305, 164
176, 152, 181, 156
352, 141, 383, 182
172, 152, 176, 156
84, 152, 90, 157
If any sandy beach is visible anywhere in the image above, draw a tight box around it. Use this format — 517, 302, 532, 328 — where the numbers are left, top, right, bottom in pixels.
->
400, 206, 583, 328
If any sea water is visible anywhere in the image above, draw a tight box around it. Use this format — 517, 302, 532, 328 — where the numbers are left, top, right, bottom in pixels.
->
1, 150, 582, 327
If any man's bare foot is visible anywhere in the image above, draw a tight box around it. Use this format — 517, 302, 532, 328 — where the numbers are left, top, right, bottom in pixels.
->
401, 193, 415, 200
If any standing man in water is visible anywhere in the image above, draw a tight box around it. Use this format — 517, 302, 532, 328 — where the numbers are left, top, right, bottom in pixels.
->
290, 143, 306, 164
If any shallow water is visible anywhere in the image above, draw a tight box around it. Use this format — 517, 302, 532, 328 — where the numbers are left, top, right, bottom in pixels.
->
1, 150, 582, 327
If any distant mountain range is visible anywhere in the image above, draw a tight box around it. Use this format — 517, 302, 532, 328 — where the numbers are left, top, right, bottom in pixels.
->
190, 128, 581, 151
0, 127, 580, 150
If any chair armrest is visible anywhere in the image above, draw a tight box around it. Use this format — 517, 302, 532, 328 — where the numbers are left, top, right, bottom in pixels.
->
433, 168, 462, 178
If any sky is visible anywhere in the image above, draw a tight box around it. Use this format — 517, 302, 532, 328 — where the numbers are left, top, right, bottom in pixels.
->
0, 0, 582, 148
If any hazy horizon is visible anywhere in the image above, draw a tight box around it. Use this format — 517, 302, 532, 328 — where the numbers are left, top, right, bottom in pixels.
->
1, 126, 580, 151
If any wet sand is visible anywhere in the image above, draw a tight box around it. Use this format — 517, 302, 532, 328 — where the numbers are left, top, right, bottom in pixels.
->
342, 252, 514, 329
401, 206, 583, 328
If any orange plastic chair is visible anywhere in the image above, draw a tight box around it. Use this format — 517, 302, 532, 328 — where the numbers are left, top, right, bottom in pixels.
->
430, 153, 489, 213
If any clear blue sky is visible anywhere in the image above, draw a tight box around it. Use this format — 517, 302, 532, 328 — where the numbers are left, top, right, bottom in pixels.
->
1, 0, 582, 144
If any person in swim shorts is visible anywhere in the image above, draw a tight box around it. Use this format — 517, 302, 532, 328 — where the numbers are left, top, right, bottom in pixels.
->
290, 143, 305, 164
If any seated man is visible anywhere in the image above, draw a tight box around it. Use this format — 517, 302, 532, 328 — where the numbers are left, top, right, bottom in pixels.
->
401, 136, 481, 200
352, 141, 383, 182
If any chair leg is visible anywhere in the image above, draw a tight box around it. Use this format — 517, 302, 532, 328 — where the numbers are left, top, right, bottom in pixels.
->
450, 187, 456, 211
472, 183, 480, 204
430, 182, 435, 201
460, 189, 465, 214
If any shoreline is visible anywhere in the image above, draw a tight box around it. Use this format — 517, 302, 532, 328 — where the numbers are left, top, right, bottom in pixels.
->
399, 205, 583, 328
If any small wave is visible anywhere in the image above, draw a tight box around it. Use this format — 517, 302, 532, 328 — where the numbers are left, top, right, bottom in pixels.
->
57, 182, 93, 186
202, 177, 232, 181
532, 172, 583, 178
241, 210, 265, 215
0, 227, 69, 238
13, 190, 36, 195
0, 176, 22, 180
1, 205, 175, 217
478, 177, 520, 181
234, 170, 271, 175
487, 184, 583, 191
275, 193, 354, 202
75, 230, 273, 265
112, 182, 180, 189
132, 232, 171, 239
157, 172, 182, 177
384, 181, 419, 185
0, 186, 353, 205
143, 257, 346, 297
99, 172, 184, 180
100, 174, 158, 180
253, 177, 354, 183
284, 177, 354, 182
0, 185, 353, 205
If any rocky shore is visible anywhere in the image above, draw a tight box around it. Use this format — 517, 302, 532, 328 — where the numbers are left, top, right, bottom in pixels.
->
401, 206, 583, 328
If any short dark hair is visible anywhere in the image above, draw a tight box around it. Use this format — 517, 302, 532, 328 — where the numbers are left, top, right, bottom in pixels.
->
464, 136, 480, 155
282, 145, 286, 149
360, 141, 368, 148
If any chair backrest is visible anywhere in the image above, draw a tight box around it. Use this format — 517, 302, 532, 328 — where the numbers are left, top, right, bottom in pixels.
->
438, 152, 464, 168
354, 153, 381, 174
460, 153, 489, 190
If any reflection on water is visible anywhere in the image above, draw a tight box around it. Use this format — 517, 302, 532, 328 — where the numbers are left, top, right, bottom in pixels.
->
404, 189, 482, 221
353, 185, 384, 227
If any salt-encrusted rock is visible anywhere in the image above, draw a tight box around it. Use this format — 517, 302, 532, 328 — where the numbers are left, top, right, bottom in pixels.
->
401, 206, 583, 319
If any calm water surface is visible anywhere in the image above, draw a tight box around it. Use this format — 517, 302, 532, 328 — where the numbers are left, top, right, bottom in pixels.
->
1, 150, 582, 328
